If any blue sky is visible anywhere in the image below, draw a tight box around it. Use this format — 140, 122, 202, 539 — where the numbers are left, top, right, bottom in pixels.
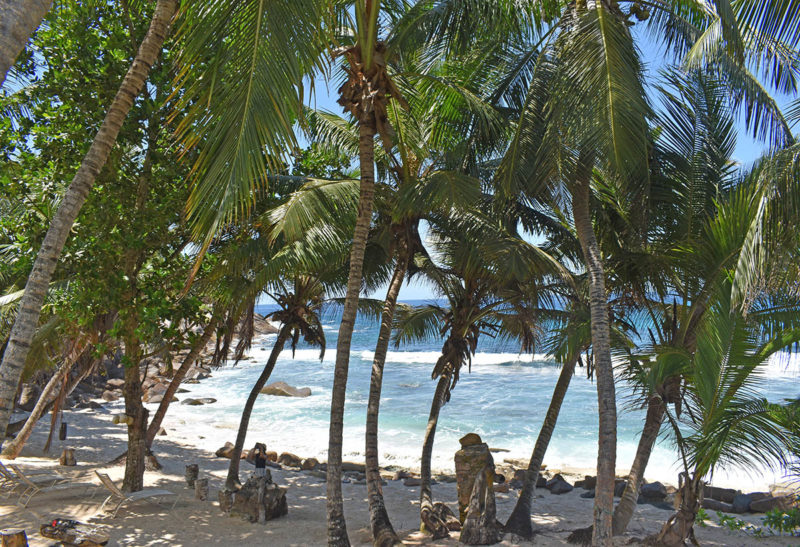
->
303, 25, 796, 302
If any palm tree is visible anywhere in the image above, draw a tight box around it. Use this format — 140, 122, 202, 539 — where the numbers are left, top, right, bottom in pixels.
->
409, 2, 799, 543
392, 214, 558, 537
0, 0, 179, 446
225, 275, 327, 490
174, 4, 405, 539
504, 278, 638, 538
651, 274, 800, 545
0, 0, 52, 86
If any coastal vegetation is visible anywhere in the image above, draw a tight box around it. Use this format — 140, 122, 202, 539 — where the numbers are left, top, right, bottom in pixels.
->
1, 1, 799, 546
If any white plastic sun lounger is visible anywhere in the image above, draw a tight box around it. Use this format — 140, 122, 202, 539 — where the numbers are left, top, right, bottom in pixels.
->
10, 464, 95, 507
95, 471, 178, 518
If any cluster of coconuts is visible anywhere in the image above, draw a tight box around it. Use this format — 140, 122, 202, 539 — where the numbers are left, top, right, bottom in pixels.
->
628, 2, 651, 21
607, 1, 651, 23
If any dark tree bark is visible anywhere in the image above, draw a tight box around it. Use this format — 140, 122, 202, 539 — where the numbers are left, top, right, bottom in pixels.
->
504, 356, 577, 538
366, 253, 407, 547
326, 119, 376, 547
121, 334, 147, 493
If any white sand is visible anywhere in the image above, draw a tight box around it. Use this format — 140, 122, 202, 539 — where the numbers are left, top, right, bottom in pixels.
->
1, 404, 794, 546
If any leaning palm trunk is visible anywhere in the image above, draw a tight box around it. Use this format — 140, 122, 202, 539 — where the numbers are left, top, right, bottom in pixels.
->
612, 394, 665, 535
145, 317, 218, 449
1, 338, 90, 458
225, 325, 291, 491
0, 0, 178, 446
571, 175, 617, 546
650, 472, 702, 546
504, 356, 577, 538
419, 373, 451, 539
0, 0, 52, 86
366, 255, 407, 547
326, 119, 376, 546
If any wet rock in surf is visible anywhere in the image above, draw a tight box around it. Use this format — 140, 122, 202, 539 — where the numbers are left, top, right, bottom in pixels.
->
260, 381, 311, 398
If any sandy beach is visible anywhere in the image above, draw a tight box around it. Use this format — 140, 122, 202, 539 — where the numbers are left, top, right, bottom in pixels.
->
1, 401, 793, 547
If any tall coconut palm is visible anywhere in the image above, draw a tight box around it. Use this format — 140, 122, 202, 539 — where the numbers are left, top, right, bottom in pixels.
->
174, 3, 405, 540
0, 0, 179, 445
504, 277, 638, 538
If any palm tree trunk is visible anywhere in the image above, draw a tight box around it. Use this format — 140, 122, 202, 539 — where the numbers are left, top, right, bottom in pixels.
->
651, 472, 701, 546
1, 338, 89, 458
122, 333, 147, 493
145, 317, 218, 449
571, 175, 617, 547
326, 120, 376, 547
0, 0, 52, 86
419, 373, 450, 539
225, 325, 290, 491
0, 0, 177, 447
366, 255, 407, 547
504, 356, 577, 538
612, 394, 665, 535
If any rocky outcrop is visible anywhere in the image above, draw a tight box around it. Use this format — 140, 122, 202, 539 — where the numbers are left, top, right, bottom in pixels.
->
259, 381, 311, 398
749, 494, 797, 513
455, 434, 495, 523
181, 397, 216, 406
546, 475, 573, 495
215, 442, 246, 459
253, 314, 280, 336
277, 452, 302, 468
459, 462, 503, 545
702, 498, 734, 512
703, 485, 740, 504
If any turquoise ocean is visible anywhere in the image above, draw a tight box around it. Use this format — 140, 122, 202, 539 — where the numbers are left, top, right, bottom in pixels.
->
162, 301, 800, 491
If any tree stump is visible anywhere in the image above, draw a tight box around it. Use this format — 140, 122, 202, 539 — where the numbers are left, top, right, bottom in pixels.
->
0, 529, 27, 547
459, 464, 503, 545
226, 475, 287, 523
59, 448, 77, 466
184, 464, 199, 488
195, 478, 209, 501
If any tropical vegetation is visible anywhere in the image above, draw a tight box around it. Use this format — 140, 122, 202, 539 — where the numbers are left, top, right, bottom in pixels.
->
1, 1, 799, 547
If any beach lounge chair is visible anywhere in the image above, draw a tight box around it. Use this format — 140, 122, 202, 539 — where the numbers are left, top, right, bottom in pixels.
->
0, 461, 67, 500
95, 471, 178, 518
10, 464, 95, 507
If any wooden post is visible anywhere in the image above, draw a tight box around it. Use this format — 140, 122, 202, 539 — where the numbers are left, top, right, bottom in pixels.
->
0, 529, 28, 547
195, 478, 209, 501
184, 464, 199, 488
59, 448, 77, 466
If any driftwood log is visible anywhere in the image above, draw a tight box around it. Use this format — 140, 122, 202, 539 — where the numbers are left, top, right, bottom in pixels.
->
0, 529, 27, 547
